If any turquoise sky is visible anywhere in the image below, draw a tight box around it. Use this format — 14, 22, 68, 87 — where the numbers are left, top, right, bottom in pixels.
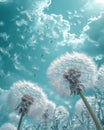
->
0, 0, 104, 125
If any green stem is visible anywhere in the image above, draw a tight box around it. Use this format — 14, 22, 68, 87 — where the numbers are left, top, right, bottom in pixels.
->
17, 113, 24, 130
79, 91, 103, 130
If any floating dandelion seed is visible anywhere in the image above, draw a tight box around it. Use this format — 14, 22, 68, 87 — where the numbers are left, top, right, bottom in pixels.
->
47, 53, 102, 130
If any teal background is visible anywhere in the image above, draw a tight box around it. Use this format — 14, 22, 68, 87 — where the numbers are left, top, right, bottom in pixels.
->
0, 0, 104, 126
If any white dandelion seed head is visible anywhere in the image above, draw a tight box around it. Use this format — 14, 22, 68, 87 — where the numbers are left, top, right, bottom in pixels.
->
47, 52, 97, 97
75, 96, 96, 116
0, 123, 16, 130
40, 100, 56, 122
7, 80, 47, 120
0, 0, 12, 3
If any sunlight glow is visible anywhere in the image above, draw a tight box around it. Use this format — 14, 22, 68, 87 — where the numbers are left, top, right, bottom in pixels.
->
95, 0, 104, 4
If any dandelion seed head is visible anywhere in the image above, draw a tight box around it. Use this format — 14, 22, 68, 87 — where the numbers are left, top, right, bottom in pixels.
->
41, 100, 56, 122
7, 80, 47, 120
47, 52, 97, 97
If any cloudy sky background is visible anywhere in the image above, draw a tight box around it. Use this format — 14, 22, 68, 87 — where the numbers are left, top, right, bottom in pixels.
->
0, 0, 104, 123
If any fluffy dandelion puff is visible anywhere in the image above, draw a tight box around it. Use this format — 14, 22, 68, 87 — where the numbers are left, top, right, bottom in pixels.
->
0, 123, 16, 130
7, 80, 47, 120
47, 52, 97, 97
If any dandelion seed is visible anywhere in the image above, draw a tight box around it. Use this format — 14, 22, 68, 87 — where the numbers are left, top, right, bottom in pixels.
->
41, 100, 56, 122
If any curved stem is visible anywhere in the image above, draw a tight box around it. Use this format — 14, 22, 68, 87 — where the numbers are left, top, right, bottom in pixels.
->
17, 113, 24, 130
79, 91, 103, 130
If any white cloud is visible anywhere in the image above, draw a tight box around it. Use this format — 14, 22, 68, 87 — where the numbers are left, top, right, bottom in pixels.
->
84, 0, 104, 12
34, 0, 51, 13
34, 13, 70, 40
81, 14, 104, 46
94, 55, 103, 61
0, 0, 12, 3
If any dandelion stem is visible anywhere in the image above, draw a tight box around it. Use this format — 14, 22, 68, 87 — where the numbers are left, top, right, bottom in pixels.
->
79, 91, 103, 130
17, 113, 24, 130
